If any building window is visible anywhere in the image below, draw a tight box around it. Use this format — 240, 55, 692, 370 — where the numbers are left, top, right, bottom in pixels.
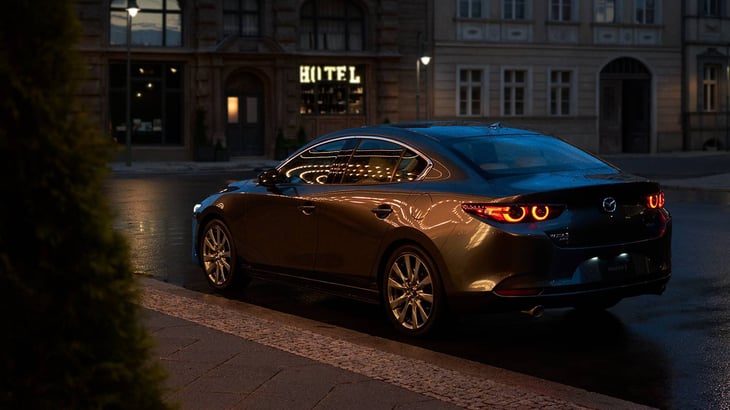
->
109, 62, 183, 145
502, 69, 528, 116
299, 65, 365, 115
550, 0, 573, 21
549, 70, 573, 116
110, 0, 182, 47
504, 0, 529, 19
701, 0, 720, 17
459, 0, 486, 18
223, 0, 260, 37
595, 0, 617, 23
300, 0, 364, 51
634, 0, 658, 24
702, 65, 720, 112
458, 68, 485, 116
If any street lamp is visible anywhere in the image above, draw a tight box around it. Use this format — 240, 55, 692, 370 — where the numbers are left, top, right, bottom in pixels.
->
125, 0, 139, 166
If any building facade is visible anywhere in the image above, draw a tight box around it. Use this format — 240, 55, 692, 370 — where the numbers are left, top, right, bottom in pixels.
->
431, 0, 684, 154
75, 1, 728, 161
683, 0, 730, 150
76, 0, 427, 161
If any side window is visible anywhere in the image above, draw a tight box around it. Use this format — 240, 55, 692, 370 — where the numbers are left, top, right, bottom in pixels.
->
341, 139, 429, 184
278, 139, 354, 184
394, 149, 428, 182
341, 139, 404, 184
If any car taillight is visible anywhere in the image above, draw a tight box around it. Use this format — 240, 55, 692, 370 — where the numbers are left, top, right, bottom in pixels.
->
646, 192, 665, 209
461, 203, 564, 223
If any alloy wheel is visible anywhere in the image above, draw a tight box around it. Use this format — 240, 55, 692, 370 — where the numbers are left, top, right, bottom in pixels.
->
385, 251, 436, 332
201, 221, 233, 288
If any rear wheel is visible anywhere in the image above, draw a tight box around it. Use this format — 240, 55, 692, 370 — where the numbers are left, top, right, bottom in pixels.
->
382, 245, 444, 337
200, 219, 246, 290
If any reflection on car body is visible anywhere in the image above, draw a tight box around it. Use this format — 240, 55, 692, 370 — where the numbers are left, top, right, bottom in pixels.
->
192, 122, 671, 337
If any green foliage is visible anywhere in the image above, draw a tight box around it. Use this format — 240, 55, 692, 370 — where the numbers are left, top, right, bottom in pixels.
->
0, 1, 172, 409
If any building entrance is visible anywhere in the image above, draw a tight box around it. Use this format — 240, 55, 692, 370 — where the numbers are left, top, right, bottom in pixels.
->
225, 71, 264, 156
599, 58, 652, 153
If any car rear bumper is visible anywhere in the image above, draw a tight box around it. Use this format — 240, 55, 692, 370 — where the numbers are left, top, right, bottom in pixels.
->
447, 271, 671, 313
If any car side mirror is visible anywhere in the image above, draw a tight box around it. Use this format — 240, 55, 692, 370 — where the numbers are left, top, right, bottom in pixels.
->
257, 168, 280, 187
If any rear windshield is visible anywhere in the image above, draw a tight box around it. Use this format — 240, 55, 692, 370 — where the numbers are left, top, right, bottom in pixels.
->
448, 134, 616, 177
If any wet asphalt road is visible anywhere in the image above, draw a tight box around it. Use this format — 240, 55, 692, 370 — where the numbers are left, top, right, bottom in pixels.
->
106, 171, 730, 410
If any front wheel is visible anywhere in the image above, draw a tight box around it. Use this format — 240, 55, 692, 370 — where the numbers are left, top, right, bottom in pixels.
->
382, 245, 444, 337
199, 219, 245, 290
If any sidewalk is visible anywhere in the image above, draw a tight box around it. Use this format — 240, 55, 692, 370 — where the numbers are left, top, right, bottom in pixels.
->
140, 277, 652, 410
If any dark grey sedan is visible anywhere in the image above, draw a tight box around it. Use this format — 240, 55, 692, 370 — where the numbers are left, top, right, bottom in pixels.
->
192, 122, 671, 336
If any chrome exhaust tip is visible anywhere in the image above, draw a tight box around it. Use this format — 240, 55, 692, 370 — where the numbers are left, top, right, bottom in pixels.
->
522, 305, 544, 318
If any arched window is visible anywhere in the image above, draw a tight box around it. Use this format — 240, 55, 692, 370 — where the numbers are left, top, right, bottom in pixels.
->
300, 0, 364, 51
110, 0, 182, 47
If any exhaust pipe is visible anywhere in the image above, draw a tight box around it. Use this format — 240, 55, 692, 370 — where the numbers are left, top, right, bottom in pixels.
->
522, 305, 544, 318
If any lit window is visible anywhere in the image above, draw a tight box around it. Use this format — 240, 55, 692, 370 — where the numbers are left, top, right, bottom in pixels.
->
702, 65, 719, 112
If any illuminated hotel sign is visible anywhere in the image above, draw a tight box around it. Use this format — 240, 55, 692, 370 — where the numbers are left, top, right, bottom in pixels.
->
300, 65, 362, 84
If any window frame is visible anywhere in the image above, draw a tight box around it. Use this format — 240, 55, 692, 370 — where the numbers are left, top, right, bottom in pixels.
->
503, 0, 530, 20
548, 68, 575, 116
456, 66, 488, 117
549, 0, 575, 22
109, 0, 182, 47
702, 64, 721, 112
277, 136, 432, 185
501, 67, 531, 116
634, 0, 660, 25
223, 0, 261, 37
594, 0, 619, 23
299, 0, 365, 51
458, 0, 487, 18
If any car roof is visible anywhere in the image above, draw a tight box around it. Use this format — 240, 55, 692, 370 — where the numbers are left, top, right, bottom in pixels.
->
331, 121, 545, 144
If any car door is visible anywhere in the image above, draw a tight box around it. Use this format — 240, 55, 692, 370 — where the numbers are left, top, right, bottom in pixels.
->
242, 139, 357, 275
314, 138, 430, 287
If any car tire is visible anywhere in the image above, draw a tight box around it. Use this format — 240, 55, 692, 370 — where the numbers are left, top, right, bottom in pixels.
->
382, 245, 444, 337
200, 219, 246, 290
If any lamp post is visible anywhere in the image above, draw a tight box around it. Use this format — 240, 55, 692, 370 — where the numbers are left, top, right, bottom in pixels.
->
415, 33, 431, 122
125, 0, 139, 166
421, 55, 431, 120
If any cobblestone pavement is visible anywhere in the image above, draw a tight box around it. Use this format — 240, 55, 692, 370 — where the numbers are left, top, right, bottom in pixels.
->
140, 277, 654, 410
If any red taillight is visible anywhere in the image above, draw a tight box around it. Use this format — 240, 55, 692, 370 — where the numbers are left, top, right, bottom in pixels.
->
462, 203, 564, 223
646, 192, 665, 209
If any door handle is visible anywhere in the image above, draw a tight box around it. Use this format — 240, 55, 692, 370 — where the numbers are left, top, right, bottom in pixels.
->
371, 205, 393, 219
297, 205, 315, 215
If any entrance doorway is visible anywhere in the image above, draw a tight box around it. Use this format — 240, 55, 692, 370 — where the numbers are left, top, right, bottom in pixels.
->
225, 71, 265, 156
599, 58, 651, 153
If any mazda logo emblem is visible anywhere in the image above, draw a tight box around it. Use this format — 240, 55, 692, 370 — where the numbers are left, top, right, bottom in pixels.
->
602, 197, 617, 213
